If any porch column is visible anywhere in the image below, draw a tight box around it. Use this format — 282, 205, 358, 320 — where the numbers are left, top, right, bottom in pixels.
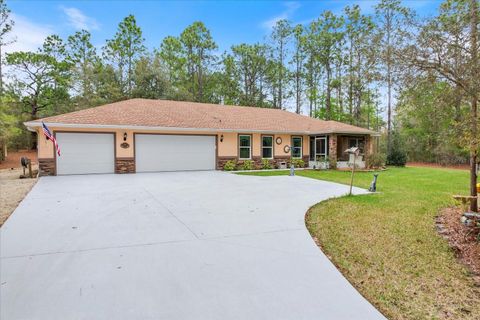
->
364, 135, 372, 160
363, 135, 372, 168
328, 134, 337, 169
364, 135, 375, 168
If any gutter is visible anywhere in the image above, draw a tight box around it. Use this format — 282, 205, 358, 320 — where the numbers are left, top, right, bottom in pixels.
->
23, 121, 379, 136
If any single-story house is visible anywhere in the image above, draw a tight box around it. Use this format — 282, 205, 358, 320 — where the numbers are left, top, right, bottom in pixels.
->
24, 98, 377, 176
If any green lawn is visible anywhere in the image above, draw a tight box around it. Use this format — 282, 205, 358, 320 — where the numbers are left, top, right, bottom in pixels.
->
239, 167, 480, 320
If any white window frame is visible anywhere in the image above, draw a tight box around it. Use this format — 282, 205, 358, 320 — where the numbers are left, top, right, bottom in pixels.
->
348, 137, 365, 154
315, 136, 328, 161
291, 136, 303, 159
261, 135, 273, 159
239, 135, 252, 160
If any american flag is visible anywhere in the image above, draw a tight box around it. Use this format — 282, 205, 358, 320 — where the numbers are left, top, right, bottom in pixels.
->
42, 122, 61, 156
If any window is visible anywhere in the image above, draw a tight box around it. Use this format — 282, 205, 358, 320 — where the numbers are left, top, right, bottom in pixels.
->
315, 137, 327, 161
291, 136, 302, 158
348, 137, 365, 154
262, 136, 273, 159
310, 136, 327, 161
239, 135, 251, 159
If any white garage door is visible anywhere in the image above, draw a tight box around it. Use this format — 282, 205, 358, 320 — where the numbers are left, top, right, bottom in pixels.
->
56, 133, 115, 175
136, 134, 216, 172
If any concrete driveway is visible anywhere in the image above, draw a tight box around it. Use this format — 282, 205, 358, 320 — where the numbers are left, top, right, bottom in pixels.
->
1, 171, 385, 320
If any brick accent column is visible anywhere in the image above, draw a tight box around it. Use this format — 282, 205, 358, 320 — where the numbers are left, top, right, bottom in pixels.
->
302, 155, 309, 168
115, 158, 135, 173
38, 158, 55, 176
364, 136, 376, 168
364, 135, 371, 167
328, 134, 337, 169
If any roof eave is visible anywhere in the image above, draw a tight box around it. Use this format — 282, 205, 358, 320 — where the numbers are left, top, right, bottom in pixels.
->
310, 129, 379, 136
24, 121, 378, 136
23, 122, 308, 135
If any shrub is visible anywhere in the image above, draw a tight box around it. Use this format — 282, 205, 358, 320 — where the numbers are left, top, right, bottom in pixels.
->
366, 153, 386, 168
387, 149, 407, 166
223, 160, 237, 171
241, 159, 254, 170
290, 159, 305, 168
261, 159, 272, 170
387, 131, 408, 166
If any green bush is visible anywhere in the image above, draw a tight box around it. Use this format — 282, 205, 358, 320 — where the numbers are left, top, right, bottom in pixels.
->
223, 160, 237, 171
387, 131, 408, 166
366, 153, 386, 168
387, 149, 407, 166
261, 159, 272, 169
241, 159, 254, 170
290, 159, 305, 168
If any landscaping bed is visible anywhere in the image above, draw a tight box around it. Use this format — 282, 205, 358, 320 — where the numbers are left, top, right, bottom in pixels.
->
239, 167, 480, 320
0, 167, 37, 226
436, 207, 480, 282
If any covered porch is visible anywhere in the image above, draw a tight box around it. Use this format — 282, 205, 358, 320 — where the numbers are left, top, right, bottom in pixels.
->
308, 134, 373, 169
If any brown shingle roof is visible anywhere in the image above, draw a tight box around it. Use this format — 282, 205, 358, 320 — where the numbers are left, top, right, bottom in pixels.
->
29, 98, 375, 135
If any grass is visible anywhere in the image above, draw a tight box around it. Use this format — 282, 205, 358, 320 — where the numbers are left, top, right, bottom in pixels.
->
239, 167, 480, 320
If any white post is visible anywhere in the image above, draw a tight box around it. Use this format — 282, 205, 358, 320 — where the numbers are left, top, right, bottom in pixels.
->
349, 154, 356, 196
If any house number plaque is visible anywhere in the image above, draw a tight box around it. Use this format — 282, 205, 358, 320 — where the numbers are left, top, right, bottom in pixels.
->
120, 142, 130, 149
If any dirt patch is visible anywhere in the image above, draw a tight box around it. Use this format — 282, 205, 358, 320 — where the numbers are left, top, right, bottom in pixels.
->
0, 167, 38, 226
408, 162, 469, 170
437, 207, 480, 282
0, 150, 37, 170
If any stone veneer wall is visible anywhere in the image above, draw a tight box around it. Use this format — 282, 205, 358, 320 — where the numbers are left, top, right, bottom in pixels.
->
38, 158, 55, 176
364, 135, 372, 168
217, 155, 309, 170
115, 158, 135, 174
328, 134, 337, 169
301, 155, 309, 166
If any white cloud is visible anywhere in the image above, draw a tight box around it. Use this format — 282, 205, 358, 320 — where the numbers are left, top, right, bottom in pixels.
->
262, 1, 301, 30
62, 6, 99, 31
3, 14, 53, 54
262, 14, 288, 30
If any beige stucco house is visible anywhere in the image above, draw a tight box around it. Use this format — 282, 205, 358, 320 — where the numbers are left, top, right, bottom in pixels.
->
24, 98, 377, 176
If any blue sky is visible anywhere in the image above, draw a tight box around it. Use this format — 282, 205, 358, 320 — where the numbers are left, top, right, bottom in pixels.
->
6, 0, 442, 55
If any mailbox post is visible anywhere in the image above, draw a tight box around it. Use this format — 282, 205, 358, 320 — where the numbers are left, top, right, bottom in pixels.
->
345, 147, 360, 196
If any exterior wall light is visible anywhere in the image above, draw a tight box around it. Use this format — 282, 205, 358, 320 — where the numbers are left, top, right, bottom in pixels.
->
220, 134, 224, 142
123, 132, 128, 141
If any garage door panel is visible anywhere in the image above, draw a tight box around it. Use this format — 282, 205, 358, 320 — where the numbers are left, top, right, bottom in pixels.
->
136, 135, 215, 172
56, 133, 115, 175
